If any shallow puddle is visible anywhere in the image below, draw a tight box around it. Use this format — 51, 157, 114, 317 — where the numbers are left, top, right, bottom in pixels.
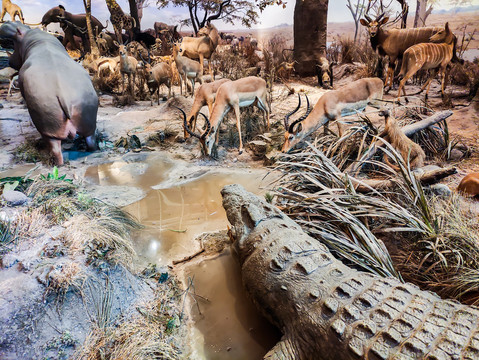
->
85, 154, 280, 359
84, 154, 174, 191
124, 170, 269, 265
186, 249, 281, 359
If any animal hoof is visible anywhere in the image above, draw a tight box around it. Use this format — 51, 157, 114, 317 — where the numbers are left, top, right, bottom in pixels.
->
239, 150, 243, 155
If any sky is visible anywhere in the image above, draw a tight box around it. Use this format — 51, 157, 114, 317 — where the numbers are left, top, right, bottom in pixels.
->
12, 0, 479, 32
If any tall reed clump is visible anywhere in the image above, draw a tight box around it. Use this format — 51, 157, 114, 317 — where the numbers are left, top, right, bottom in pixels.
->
272, 140, 479, 304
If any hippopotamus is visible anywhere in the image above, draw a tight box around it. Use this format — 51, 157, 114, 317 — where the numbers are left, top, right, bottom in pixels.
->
0, 21, 98, 165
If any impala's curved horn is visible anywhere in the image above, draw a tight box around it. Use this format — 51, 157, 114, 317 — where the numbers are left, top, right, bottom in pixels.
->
377, 12, 386, 22
364, 14, 372, 22
284, 94, 301, 130
174, 105, 202, 140
288, 94, 311, 134
198, 112, 211, 139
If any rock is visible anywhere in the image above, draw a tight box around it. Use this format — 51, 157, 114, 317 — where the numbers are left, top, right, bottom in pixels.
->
248, 140, 268, 158
1, 190, 28, 206
428, 184, 452, 197
448, 149, 464, 161
0, 103, 3, 109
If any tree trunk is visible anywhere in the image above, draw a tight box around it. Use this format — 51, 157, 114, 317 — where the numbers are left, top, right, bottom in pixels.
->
397, 0, 408, 29
128, 0, 141, 31
294, 0, 328, 76
414, 0, 427, 27
83, 0, 99, 58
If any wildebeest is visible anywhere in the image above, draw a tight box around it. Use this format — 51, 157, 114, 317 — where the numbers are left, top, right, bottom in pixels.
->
0, 21, 98, 165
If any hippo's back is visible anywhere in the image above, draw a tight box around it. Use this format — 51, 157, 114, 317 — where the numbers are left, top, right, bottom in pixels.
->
19, 29, 97, 138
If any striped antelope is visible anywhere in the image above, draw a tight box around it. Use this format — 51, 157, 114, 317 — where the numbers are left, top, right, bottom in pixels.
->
180, 76, 270, 157
282, 78, 384, 153
360, 13, 458, 90
397, 22, 455, 101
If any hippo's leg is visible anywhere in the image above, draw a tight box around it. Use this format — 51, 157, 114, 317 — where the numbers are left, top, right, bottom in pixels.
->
85, 134, 97, 152
44, 136, 64, 165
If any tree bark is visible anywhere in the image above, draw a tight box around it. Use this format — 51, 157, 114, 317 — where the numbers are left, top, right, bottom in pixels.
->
294, 0, 329, 76
128, 0, 141, 31
82, 0, 99, 58
414, 0, 431, 27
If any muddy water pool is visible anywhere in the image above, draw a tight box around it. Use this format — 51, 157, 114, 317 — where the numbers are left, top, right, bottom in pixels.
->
85, 153, 281, 359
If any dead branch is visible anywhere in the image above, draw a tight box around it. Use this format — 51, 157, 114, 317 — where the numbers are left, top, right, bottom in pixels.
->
172, 248, 205, 265
353, 166, 457, 192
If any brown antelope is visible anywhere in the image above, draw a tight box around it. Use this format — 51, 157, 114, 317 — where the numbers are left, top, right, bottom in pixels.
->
379, 110, 425, 170
144, 62, 172, 105
457, 173, 479, 198
116, 43, 139, 98
316, 57, 334, 89
185, 78, 231, 138
282, 77, 384, 153
179, 21, 219, 78
360, 13, 458, 90
180, 76, 270, 156
397, 22, 456, 101
172, 42, 203, 97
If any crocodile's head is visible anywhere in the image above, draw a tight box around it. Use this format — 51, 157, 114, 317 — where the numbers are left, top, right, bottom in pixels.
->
221, 184, 285, 257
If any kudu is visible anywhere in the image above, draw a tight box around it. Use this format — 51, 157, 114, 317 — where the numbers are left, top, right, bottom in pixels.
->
180, 76, 270, 157
360, 13, 459, 90
282, 78, 384, 153
397, 22, 456, 100
184, 78, 231, 138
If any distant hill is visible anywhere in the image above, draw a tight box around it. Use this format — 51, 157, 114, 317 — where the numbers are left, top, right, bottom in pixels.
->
433, 5, 479, 14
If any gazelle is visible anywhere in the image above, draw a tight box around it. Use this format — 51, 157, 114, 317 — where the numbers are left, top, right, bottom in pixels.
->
181, 76, 270, 156
360, 13, 459, 90
397, 22, 455, 101
185, 78, 231, 138
116, 43, 138, 98
172, 41, 203, 97
282, 77, 384, 153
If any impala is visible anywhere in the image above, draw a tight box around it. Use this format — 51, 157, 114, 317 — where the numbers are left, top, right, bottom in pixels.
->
184, 78, 231, 138
282, 77, 384, 152
180, 76, 270, 156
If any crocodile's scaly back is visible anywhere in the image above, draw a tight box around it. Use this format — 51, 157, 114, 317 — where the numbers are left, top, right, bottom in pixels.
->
222, 184, 479, 360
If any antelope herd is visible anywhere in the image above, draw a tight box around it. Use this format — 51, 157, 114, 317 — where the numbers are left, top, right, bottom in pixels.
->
0, 2, 474, 189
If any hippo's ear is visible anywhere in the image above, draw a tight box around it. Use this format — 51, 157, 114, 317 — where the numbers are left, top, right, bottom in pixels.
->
59, 5, 65, 10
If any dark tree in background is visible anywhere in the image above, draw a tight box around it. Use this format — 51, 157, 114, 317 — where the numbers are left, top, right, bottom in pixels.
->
128, 0, 141, 31
156, 0, 284, 34
294, 0, 329, 76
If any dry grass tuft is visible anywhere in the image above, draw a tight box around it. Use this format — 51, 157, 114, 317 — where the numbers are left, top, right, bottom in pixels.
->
14, 207, 50, 239
396, 195, 479, 304
13, 138, 52, 164
62, 210, 139, 269
75, 278, 183, 360
45, 261, 87, 299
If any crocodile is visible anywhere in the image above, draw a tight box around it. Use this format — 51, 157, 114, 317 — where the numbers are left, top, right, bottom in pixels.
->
221, 184, 479, 360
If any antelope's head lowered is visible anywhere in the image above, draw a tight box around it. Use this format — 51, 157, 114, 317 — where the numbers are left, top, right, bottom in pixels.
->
281, 94, 312, 153
360, 13, 389, 38
175, 106, 214, 156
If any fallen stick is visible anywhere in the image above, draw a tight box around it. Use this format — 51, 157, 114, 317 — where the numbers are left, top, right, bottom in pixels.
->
172, 248, 205, 265
352, 166, 457, 193
346, 110, 454, 174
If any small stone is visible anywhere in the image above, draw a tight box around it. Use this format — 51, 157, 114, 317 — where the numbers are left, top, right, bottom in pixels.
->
1, 190, 28, 206
428, 184, 452, 198
0, 103, 3, 109
227, 347, 232, 351
448, 149, 464, 161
